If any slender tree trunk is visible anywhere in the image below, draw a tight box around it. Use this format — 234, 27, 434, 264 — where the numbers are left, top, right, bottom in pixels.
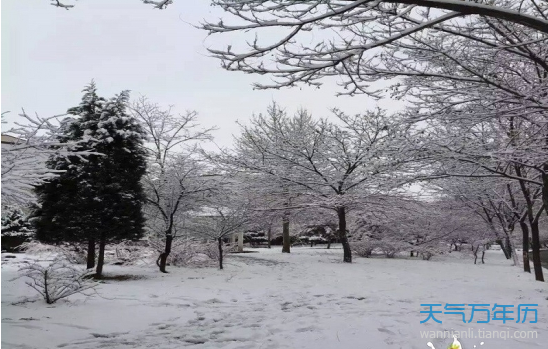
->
519, 221, 531, 273
86, 239, 95, 269
530, 220, 545, 282
337, 206, 352, 263
267, 227, 271, 249
157, 234, 173, 273
218, 237, 223, 270
473, 245, 478, 264
282, 214, 290, 253
326, 239, 331, 249
542, 166, 548, 216
95, 233, 106, 278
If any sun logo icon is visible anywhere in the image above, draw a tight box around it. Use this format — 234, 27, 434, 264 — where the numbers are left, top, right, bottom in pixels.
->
427, 336, 485, 349
427, 336, 462, 349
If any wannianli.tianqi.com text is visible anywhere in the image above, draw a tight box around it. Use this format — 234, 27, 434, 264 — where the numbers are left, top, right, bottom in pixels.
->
420, 329, 538, 340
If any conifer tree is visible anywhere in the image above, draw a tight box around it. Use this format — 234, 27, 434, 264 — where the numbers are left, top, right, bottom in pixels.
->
33, 83, 147, 277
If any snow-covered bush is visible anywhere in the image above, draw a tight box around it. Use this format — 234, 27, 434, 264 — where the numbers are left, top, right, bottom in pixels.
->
352, 241, 375, 258
415, 244, 445, 261
18, 258, 97, 304
377, 241, 407, 258
167, 240, 218, 268
111, 241, 152, 265
18, 241, 88, 264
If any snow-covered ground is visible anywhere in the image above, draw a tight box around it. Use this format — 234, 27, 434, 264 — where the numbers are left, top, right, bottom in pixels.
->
1, 247, 547, 349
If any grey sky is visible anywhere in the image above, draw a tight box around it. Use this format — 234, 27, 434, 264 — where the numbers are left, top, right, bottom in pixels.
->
1, 0, 404, 149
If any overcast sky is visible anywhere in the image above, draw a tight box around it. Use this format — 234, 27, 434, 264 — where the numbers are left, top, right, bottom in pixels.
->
1, 0, 405, 149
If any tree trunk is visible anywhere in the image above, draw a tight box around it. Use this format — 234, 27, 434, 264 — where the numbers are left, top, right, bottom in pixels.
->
496, 237, 512, 260
218, 236, 223, 270
337, 206, 352, 263
473, 245, 478, 264
530, 220, 545, 282
237, 231, 244, 252
282, 215, 290, 253
157, 234, 173, 273
86, 239, 95, 269
267, 227, 271, 249
542, 166, 548, 217
326, 239, 331, 249
519, 221, 531, 273
95, 233, 106, 278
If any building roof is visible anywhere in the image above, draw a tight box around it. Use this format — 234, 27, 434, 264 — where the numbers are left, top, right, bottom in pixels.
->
1, 134, 23, 145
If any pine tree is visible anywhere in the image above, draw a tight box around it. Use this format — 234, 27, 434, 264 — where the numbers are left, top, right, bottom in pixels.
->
84, 90, 147, 276
1, 206, 34, 252
33, 83, 147, 277
34, 83, 105, 268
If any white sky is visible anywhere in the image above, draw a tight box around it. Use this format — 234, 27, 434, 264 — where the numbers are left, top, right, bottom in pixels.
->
1, 0, 405, 149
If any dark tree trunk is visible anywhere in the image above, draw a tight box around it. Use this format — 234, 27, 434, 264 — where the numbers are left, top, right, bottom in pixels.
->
157, 234, 173, 273
267, 227, 271, 249
519, 221, 531, 273
410, 251, 414, 257
86, 239, 95, 269
481, 249, 485, 264
542, 166, 548, 216
218, 237, 223, 270
326, 239, 331, 249
95, 233, 106, 277
337, 206, 352, 263
530, 220, 545, 282
282, 215, 290, 253
473, 245, 478, 264
496, 237, 512, 260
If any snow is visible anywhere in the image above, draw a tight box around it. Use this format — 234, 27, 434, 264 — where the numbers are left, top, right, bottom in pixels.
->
2, 247, 547, 349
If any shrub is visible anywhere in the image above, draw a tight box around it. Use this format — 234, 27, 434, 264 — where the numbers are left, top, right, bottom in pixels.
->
168, 240, 218, 268
376, 241, 407, 258
352, 241, 375, 258
111, 241, 152, 266
415, 244, 445, 261
18, 241, 88, 264
18, 258, 97, 304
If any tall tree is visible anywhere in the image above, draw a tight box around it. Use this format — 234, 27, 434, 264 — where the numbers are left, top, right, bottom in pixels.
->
33, 83, 147, 277
130, 97, 215, 273
224, 104, 412, 263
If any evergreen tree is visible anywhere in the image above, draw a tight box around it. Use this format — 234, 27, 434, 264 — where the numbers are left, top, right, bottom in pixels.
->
33, 83, 147, 276
83, 90, 147, 276
1, 206, 34, 237
34, 83, 105, 268
1, 205, 34, 252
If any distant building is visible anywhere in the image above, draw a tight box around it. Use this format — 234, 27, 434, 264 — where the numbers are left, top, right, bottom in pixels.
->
1, 134, 23, 147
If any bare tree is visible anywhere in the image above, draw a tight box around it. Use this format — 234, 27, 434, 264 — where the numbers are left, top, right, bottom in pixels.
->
130, 97, 215, 273
220, 104, 416, 263
186, 180, 252, 270
201, 1, 547, 94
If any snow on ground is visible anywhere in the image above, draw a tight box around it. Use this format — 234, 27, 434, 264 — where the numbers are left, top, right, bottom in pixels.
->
1, 246, 547, 349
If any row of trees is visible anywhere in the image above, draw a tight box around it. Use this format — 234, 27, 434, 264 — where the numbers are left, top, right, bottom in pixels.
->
3, 85, 546, 280
197, 0, 547, 281
4, 0, 546, 281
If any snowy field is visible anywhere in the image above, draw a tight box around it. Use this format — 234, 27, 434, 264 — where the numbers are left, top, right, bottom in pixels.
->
1, 247, 547, 349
